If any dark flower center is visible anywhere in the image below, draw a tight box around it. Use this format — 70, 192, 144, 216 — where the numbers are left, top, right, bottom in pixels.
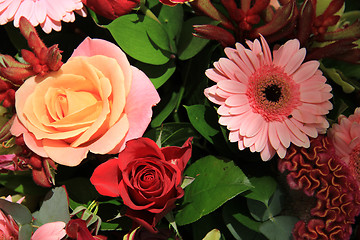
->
247, 65, 300, 122
263, 84, 282, 102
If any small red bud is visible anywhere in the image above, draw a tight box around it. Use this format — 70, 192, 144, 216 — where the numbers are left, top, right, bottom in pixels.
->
46, 45, 63, 71
29, 155, 43, 170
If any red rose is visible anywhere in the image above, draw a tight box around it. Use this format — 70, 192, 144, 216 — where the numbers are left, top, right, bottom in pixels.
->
159, 0, 189, 6
90, 137, 192, 232
82, 0, 140, 20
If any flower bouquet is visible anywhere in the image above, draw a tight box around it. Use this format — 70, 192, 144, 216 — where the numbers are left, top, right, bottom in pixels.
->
0, 0, 359, 239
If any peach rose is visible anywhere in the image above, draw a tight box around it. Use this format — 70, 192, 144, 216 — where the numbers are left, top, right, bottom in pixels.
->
10, 38, 160, 166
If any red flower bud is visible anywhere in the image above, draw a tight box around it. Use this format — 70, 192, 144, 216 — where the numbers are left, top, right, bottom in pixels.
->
82, 0, 140, 20
193, 24, 236, 47
46, 45, 63, 71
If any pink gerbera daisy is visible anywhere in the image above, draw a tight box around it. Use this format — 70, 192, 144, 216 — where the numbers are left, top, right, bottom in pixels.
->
0, 0, 86, 33
204, 36, 333, 161
328, 108, 360, 183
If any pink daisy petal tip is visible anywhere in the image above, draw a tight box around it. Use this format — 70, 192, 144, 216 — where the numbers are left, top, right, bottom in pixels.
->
204, 36, 333, 161
0, 0, 86, 33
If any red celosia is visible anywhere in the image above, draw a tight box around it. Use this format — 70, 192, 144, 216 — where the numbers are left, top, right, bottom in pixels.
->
278, 135, 360, 240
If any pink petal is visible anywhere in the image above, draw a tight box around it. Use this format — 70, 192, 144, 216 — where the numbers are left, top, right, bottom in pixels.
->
235, 43, 255, 73
205, 68, 229, 83
244, 48, 260, 70
273, 39, 300, 67
217, 80, 247, 93
292, 61, 320, 83
244, 113, 264, 137
204, 86, 226, 105
274, 121, 290, 148
224, 48, 252, 78
276, 144, 287, 158
42, 139, 88, 166
229, 130, 240, 142
31, 222, 66, 240
71, 38, 132, 93
110, 66, 160, 153
218, 58, 241, 80
260, 139, 276, 161
283, 48, 306, 75
260, 35, 272, 65
229, 104, 251, 115
268, 121, 280, 150
217, 105, 231, 115
225, 94, 248, 107
254, 123, 268, 152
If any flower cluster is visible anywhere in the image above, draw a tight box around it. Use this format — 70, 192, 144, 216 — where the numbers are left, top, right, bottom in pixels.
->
0, 0, 359, 239
278, 135, 360, 239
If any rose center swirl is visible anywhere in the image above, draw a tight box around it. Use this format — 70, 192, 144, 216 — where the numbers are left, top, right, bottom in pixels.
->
247, 65, 301, 122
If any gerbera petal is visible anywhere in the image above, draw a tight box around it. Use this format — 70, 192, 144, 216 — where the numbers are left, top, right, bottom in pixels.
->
244, 114, 264, 137
229, 130, 240, 142
260, 140, 276, 161
225, 94, 248, 107
292, 61, 320, 83
254, 123, 268, 152
268, 121, 280, 150
275, 121, 291, 148
260, 35, 272, 65
235, 43, 255, 73
284, 48, 306, 75
273, 39, 300, 67
218, 80, 247, 93
205, 68, 229, 83
229, 104, 251, 115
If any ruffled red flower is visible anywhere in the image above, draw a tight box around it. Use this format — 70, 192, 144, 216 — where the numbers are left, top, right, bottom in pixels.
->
278, 135, 360, 240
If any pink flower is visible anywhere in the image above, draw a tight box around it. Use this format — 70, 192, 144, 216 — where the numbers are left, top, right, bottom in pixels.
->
0, 210, 18, 240
328, 108, 360, 183
10, 38, 160, 166
0, 0, 87, 33
204, 36, 333, 161
31, 221, 66, 240
0, 154, 17, 172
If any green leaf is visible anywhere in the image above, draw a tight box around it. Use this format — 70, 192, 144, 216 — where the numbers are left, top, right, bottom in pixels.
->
247, 188, 284, 222
177, 17, 213, 60
19, 223, 33, 240
136, 59, 176, 89
107, 14, 171, 65
0, 172, 48, 195
320, 63, 356, 93
184, 105, 219, 144
0, 199, 32, 225
158, 4, 183, 48
32, 187, 70, 226
259, 216, 299, 240
222, 197, 267, 240
244, 176, 277, 206
0, 199, 33, 240
151, 91, 180, 128
175, 156, 252, 225
144, 122, 200, 147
